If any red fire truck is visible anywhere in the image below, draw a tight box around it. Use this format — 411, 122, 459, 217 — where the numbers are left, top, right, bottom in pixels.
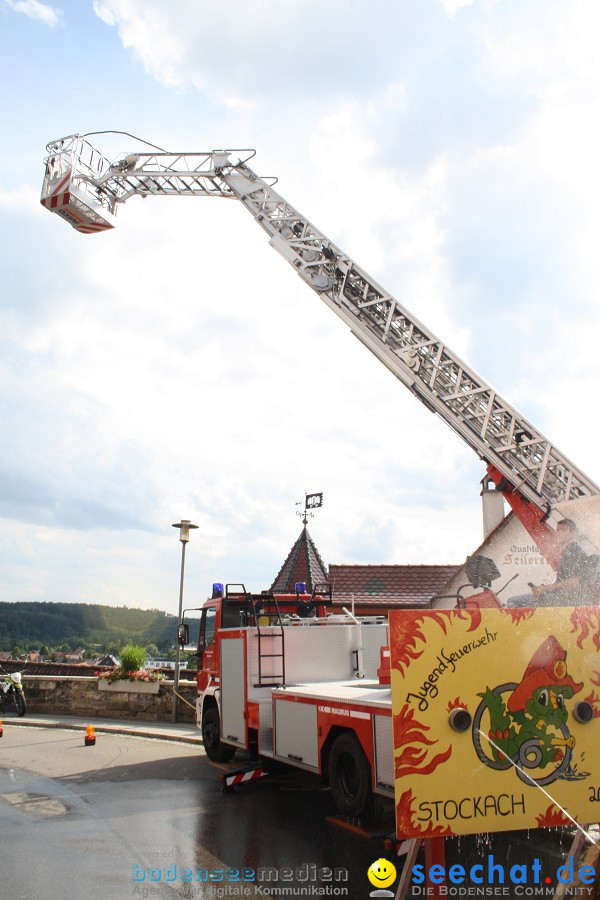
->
179, 581, 394, 819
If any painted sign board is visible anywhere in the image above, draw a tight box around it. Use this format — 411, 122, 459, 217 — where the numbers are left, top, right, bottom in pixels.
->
389, 606, 600, 837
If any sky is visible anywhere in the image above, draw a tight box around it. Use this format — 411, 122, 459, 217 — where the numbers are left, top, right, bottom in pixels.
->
2, 0, 600, 614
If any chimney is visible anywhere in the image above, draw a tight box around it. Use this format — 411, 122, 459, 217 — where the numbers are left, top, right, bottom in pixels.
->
481, 480, 505, 538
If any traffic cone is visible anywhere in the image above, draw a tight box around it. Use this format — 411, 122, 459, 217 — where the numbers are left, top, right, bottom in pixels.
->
84, 724, 96, 746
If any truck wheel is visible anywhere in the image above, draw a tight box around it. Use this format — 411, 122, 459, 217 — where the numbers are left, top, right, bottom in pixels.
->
328, 732, 374, 819
202, 707, 236, 762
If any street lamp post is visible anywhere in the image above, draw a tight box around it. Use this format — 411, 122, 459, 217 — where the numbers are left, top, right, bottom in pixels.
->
172, 518, 198, 722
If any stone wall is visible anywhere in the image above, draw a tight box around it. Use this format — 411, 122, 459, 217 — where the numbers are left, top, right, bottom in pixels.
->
21, 676, 198, 723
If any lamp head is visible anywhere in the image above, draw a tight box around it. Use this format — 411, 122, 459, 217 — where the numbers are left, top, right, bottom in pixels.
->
172, 519, 199, 543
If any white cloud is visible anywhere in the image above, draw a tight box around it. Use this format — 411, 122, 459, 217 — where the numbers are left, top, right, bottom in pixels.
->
91, 0, 114, 26
4, 0, 60, 27
90, 0, 450, 107
7, 0, 600, 608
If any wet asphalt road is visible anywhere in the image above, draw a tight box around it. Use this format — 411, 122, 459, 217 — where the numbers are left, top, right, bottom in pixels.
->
0, 723, 586, 900
0, 723, 394, 900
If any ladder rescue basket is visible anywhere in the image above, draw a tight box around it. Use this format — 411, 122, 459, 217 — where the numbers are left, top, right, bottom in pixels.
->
40, 135, 116, 234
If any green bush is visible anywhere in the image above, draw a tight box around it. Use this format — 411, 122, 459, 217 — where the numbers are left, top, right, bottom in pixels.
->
119, 643, 146, 673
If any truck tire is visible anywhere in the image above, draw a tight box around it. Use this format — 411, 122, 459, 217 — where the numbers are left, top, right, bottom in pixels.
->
328, 732, 374, 819
202, 706, 236, 762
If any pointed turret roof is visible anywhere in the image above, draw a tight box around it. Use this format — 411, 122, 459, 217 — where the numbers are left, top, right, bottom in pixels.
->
270, 525, 329, 593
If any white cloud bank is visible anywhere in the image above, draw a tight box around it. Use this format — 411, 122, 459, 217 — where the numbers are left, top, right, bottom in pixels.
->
5, 0, 600, 609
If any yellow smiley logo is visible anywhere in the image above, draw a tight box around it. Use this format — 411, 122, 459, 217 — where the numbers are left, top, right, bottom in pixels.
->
367, 858, 397, 888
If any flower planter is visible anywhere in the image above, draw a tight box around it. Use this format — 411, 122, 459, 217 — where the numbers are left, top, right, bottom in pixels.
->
98, 679, 160, 695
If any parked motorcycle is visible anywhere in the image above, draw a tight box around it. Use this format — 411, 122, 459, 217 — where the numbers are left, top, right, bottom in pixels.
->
0, 668, 26, 716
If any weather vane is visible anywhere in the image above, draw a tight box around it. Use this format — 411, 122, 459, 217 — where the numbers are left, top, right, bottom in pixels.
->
295, 492, 324, 525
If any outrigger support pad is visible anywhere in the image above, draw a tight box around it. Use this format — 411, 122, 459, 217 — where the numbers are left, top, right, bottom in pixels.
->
219, 764, 270, 793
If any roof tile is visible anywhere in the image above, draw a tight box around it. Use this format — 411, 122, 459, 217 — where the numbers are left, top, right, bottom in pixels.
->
329, 563, 461, 608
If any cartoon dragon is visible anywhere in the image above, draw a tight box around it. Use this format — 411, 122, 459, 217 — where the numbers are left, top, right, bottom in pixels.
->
474, 635, 583, 785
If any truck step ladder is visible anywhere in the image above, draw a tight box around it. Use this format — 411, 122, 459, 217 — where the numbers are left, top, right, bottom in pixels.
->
252, 594, 286, 688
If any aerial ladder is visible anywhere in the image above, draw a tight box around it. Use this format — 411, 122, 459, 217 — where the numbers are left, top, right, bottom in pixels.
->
40, 133, 600, 568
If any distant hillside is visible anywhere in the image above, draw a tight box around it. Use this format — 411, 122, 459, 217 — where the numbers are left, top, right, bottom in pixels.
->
0, 601, 180, 652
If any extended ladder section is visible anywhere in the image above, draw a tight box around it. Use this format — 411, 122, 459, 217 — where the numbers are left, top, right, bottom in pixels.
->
41, 135, 600, 514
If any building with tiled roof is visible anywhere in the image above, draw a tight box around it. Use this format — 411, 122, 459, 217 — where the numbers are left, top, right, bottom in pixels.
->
328, 563, 461, 615
432, 494, 600, 610
270, 525, 461, 615
270, 525, 329, 593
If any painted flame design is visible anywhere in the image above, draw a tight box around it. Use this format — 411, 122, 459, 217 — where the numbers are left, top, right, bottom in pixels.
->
535, 804, 572, 828
394, 703, 452, 780
390, 610, 452, 676
396, 788, 452, 838
458, 606, 483, 633
446, 697, 466, 712
504, 607, 536, 625
584, 689, 600, 718
570, 607, 600, 651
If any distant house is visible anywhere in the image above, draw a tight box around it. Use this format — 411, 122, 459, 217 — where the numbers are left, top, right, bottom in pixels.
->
27, 650, 42, 663
96, 654, 120, 668
146, 658, 177, 671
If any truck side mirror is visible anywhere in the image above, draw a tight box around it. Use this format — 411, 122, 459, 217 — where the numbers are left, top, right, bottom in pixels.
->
177, 623, 189, 647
